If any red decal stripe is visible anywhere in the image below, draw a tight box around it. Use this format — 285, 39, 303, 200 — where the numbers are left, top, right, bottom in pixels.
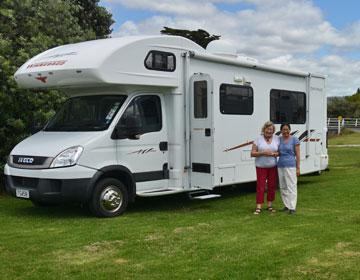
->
224, 141, 254, 152
27, 60, 67, 68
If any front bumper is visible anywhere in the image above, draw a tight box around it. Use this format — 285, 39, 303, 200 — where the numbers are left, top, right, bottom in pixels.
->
4, 164, 97, 204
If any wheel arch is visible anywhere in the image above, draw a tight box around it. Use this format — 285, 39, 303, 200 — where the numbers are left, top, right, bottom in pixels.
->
87, 165, 136, 203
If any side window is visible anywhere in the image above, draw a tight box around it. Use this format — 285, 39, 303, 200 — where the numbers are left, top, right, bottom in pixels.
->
270, 89, 306, 124
144, 51, 176, 72
119, 95, 162, 134
220, 84, 253, 115
194, 80, 207, 118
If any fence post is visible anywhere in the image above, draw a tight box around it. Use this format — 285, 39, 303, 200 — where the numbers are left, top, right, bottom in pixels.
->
338, 119, 341, 135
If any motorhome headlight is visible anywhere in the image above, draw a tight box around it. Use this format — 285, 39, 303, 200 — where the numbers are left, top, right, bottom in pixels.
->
50, 146, 83, 168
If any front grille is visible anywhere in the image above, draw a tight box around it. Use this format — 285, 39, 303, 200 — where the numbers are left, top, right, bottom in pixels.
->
9, 155, 53, 169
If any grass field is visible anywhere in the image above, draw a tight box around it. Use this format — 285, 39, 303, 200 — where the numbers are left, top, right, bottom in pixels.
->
328, 129, 360, 145
1, 135, 360, 279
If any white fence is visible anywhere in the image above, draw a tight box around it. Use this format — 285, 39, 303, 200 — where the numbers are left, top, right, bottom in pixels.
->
327, 118, 360, 134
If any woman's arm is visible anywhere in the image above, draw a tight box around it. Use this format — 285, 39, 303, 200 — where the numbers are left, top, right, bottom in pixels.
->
251, 144, 277, 157
295, 144, 300, 176
250, 144, 260, 157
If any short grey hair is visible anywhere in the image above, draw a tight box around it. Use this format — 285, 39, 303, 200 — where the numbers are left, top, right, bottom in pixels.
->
261, 121, 275, 134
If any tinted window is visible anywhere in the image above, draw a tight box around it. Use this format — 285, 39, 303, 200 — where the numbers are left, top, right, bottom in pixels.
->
119, 95, 162, 134
194, 81, 207, 118
44, 95, 127, 131
145, 51, 176, 72
270, 89, 306, 124
220, 84, 253, 115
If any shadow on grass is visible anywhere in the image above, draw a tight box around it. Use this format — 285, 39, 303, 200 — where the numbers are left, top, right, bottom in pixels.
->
1, 196, 93, 219
127, 182, 257, 213
15, 206, 92, 219
7, 178, 332, 217
3, 174, 328, 218
1, 182, 257, 218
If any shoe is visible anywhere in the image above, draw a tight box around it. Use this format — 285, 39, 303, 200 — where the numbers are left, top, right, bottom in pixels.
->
253, 208, 262, 215
280, 207, 289, 212
266, 207, 276, 213
289, 209, 296, 214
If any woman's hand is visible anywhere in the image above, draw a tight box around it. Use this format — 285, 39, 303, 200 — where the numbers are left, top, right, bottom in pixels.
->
296, 167, 300, 176
263, 150, 278, 157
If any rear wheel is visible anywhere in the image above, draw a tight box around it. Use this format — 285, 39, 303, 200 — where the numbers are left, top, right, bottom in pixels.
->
89, 178, 129, 217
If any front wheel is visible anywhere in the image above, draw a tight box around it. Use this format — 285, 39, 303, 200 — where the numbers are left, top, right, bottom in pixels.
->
89, 178, 129, 217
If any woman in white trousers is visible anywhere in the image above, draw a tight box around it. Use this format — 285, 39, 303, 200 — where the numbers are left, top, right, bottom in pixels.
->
277, 123, 300, 214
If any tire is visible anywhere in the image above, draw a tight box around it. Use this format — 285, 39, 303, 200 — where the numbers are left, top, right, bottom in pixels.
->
89, 178, 129, 218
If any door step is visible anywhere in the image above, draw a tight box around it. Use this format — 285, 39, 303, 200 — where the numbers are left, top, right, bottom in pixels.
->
191, 194, 221, 200
188, 190, 221, 200
137, 189, 184, 197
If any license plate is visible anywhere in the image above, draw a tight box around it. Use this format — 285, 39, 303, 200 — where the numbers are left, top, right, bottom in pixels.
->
16, 189, 30, 199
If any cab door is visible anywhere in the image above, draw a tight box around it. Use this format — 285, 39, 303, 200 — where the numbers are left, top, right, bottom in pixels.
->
190, 74, 214, 189
113, 94, 168, 192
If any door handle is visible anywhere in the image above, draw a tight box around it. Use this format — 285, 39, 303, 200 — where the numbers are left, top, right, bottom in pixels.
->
159, 141, 168, 151
205, 128, 211, 137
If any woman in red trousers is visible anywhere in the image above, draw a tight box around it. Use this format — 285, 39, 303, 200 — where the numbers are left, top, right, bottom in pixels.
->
251, 121, 279, 214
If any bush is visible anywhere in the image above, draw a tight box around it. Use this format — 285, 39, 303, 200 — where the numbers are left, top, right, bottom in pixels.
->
0, 162, 5, 194
0, 0, 113, 175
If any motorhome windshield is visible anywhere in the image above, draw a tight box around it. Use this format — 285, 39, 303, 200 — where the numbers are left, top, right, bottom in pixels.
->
44, 95, 127, 131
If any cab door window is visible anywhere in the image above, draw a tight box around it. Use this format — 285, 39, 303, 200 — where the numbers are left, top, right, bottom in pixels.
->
118, 95, 162, 135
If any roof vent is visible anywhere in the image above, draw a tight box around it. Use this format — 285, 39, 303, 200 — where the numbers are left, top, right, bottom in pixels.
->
206, 40, 237, 58
206, 40, 258, 63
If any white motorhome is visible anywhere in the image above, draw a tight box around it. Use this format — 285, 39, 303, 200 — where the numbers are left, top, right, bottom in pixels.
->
4, 35, 328, 217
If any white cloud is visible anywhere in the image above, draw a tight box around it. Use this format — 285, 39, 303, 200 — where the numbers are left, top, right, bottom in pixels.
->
103, 0, 360, 96
266, 55, 360, 96
107, 0, 218, 16
117, 20, 139, 35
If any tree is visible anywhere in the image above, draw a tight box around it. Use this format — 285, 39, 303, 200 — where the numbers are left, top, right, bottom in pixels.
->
346, 88, 360, 104
71, 0, 114, 38
160, 27, 220, 48
327, 94, 360, 118
0, 0, 113, 187
327, 97, 353, 118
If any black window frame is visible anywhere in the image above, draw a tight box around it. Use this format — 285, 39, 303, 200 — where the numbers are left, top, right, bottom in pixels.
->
117, 95, 163, 136
44, 95, 127, 132
194, 80, 208, 119
144, 50, 176, 72
219, 83, 254, 115
270, 89, 306, 124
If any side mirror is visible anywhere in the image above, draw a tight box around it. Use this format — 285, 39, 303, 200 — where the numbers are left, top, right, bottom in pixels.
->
111, 127, 141, 140
128, 133, 141, 140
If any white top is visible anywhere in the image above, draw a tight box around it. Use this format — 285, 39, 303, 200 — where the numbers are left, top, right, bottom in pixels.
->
254, 135, 279, 168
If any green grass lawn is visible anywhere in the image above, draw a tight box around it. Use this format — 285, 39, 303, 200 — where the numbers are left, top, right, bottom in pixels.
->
1, 139, 360, 279
328, 129, 360, 145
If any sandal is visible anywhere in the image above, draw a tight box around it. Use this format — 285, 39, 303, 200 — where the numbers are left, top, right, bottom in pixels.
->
266, 207, 276, 213
253, 208, 262, 215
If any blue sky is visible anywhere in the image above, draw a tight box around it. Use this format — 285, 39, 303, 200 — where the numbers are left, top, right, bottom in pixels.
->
313, 0, 359, 29
99, 0, 360, 96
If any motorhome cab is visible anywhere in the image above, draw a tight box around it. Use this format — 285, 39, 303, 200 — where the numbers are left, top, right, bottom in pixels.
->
4, 36, 328, 217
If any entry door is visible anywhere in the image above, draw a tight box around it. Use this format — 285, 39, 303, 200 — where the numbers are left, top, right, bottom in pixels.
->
190, 74, 214, 189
